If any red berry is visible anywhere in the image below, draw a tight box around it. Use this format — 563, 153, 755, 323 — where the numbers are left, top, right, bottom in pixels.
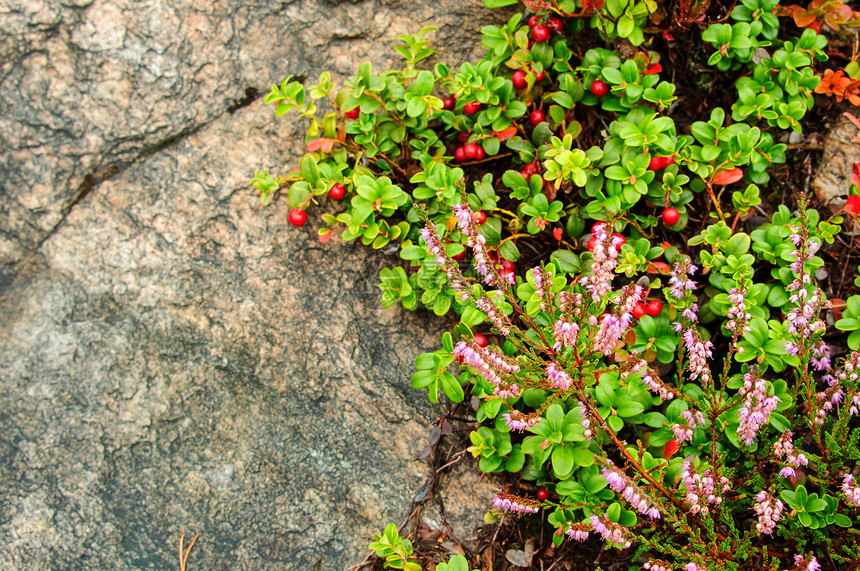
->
646, 299, 663, 316
612, 233, 626, 250
344, 107, 360, 120
464, 102, 481, 115
512, 70, 528, 89
522, 162, 540, 177
454, 147, 467, 163
531, 25, 550, 43
648, 156, 663, 171
442, 96, 456, 110
533, 69, 546, 82
288, 208, 307, 227
501, 259, 516, 273
458, 131, 470, 144
474, 146, 485, 160
528, 14, 541, 28
530, 109, 546, 126
452, 250, 466, 261
546, 16, 564, 34
474, 333, 488, 348
633, 303, 647, 319
662, 207, 680, 226
587, 236, 597, 251
661, 154, 675, 168
475, 211, 487, 225
537, 487, 550, 501
590, 79, 609, 97
464, 143, 480, 160
328, 183, 346, 201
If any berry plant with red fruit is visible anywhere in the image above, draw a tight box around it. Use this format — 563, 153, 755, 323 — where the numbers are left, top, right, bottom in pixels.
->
252, 3, 860, 569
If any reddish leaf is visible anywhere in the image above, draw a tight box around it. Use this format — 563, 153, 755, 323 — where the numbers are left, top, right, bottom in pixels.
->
851, 163, 860, 188
318, 229, 333, 244
663, 439, 680, 459
646, 261, 672, 274
713, 167, 743, 185
845, 194, 860, 214
492, 126, 518, 142
307, 138, 337, 153
580, 0, 605, 11
553, 228, 563, 241
644, 63, 663, 75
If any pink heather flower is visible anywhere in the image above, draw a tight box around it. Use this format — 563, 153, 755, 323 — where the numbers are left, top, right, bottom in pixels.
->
684, 564, 705, 571
753, 491, 783, 535
851, 394, 860, 416
639, 363, 674, 400
453, 342, 520, 392
553, 320, 580, 351
683, 328, 712, 385
773, 431, 808, 479
842, 474, 860, 507
578, 401, 593, 441
643, 561, 673, 571
593, 284, 643, 355
453, 341, 502, 385
503, 411, 540, 432
546, 362, 573, 391
794, 555, 821, 571
495, 384, 521, 399
475, 296, 513, 337
589, 515, 632, 548
580, 222, 619, 302
671, 410, 706, 443
668, 258, 698, 300
681, 460, 729, 515
602, 461, 627, 493
565, 523, 590, 542
737, 369, 780, 446
453, 203, 474, 235
492, 491, 540, 514
811, 341, 832, 372
602, 460, 661, 519
726, 284, 752, 337
420, 222, 450, 270
532, 266, 554, 312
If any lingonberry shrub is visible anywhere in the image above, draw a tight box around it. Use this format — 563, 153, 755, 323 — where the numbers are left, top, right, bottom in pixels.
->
253, 2, 860, 568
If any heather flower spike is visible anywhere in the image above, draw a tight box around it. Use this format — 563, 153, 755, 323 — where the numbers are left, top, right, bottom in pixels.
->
581, 221, 620, 302
737, 368, 780, 446
753, 491, 783, 535
492, 491, 541, 515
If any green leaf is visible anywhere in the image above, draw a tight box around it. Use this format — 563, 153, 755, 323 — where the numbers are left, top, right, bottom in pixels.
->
617, 400, 644, 418
552, 445, 575, 478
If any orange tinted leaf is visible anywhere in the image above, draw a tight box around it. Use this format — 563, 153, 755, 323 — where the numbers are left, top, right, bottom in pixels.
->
318, 228, 334, 244
307, 138, 336, 153
493, 126, 518, 142
846, 194, 860, 214
713, 167, 743, 185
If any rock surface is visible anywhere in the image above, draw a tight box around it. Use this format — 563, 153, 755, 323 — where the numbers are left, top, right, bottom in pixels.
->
813, 115, 860, 213
0, 1, 507, 569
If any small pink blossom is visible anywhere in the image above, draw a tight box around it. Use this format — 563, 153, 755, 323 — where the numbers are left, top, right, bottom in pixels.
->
753, 491, 783, 535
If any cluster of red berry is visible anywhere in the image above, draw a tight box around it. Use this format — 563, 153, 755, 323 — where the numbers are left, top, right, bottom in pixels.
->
648, 154, 675, 172
632, 299, 663, 319
585, 222, 626, 252
526, 14, 563, 43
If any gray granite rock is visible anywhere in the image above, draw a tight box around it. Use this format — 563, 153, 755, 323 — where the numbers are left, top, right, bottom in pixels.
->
813, 115, 860, 214
0, 0, 508, 569
0, 0, 501, 283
